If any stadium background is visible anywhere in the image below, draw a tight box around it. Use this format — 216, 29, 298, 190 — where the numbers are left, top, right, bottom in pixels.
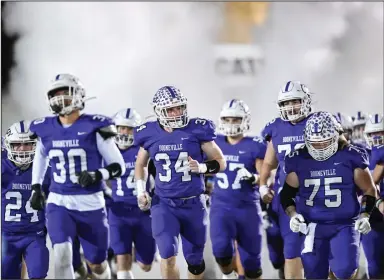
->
1, 2, 383, 278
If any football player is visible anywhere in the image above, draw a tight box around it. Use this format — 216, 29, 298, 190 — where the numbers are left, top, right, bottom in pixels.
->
108, 108, 156, 279
280, 111, 377, 279
259, 81, 313, 278
351, 111, 368, 148
29, 73, 126, 279
210, 99, 266, 280
361, 113, 384, 279
2, 120, 50, 279
134, 86, 226, 279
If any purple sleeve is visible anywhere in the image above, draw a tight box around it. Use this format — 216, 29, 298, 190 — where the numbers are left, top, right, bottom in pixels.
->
261, 118, 277, 142
133, 123, 150, 148
251, 137, 267, 160
348, 146, 370, 170
284, 152, 298, 175
192, 118, 217, 143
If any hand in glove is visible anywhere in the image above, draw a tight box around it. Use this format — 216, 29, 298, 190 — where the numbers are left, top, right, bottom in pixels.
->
30, 184, 46, 210
354, 216, 371, 234
77, 170, 102, 187
289, 213, 306, 233
137, 192, 152, 211
234, 167, 259, 186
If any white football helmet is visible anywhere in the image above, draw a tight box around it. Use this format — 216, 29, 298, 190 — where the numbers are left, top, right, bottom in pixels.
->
304, 112, 342, 161
151, 86, 188, 129
364, 114, 384, 147
113, 108, 142, 148
3, 120, 36, 165
277, 81, 312, 122
352, 111, 368, 143
218, 99, 251, 136
47, 74, 86, 116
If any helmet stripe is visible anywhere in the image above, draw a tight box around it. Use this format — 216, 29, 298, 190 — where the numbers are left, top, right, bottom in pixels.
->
20, 121, 25, 133
284, 81, 291, 92
229, 99, 235, 108
165, 86, 176, 98
375, 114, 379, 123
126, 108, 131, 119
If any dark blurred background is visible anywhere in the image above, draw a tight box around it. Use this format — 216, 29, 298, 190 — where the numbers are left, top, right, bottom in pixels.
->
1, 1, 18, 95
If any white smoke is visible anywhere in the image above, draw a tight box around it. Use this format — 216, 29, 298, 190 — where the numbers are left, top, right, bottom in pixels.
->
248, 2, 383, 133
2, 2, 383, 135
2, 2, 223, 129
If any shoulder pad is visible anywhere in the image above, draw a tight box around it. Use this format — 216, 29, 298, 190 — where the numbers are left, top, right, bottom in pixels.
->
347, 144, 370, 169
251, 136, 264, 144
261, 117, 280, 142
133, 121, 156, 148
29, 117, 54, 138
190, 118, 216, 142
98, 125, 118, 140
85, 114, 114, 129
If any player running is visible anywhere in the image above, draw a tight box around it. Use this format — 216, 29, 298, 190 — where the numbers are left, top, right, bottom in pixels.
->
209, 99, 266, 280
109, 108, 156, 279
259, 81, 313, 279
361, 113, 384, 279
280, 111, 377, 279
134, 86, 226, 279
2, 120, 50, 279
29, 73, 125, 279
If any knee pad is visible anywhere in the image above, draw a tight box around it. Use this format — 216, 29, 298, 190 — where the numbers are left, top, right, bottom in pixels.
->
215, 256, 232, 267
187, 260, 205, 275
54, 242, 73, 268
245, 268, 262, 279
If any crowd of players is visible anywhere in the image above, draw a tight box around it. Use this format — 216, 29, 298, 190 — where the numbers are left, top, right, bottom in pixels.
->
1, 74, 384, 280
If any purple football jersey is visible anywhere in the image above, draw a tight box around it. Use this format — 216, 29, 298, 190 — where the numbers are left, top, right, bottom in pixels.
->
212, 135, 266, 205
2, 159, 50, 233
30, 114, 114, 195
134, 118, 216, 198
109, 145, 150, 204
261, 117, 308, 190
370, 145, 384, 197
284, 145, 369, 224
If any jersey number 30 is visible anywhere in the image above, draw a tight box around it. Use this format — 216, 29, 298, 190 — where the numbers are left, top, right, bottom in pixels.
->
49, 148, 88, 184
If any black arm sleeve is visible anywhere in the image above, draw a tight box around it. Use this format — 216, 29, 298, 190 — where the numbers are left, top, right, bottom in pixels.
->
204, 159, 221, 174
360, 195, 376, 215
104, 162, 123, 179
280, 181, 299, 211
148, 159, 156, 178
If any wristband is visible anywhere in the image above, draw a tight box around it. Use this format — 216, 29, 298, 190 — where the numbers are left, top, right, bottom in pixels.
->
136, 179, 146, 195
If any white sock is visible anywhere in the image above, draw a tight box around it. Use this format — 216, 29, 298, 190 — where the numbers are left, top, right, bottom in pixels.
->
92, 264, 111, 279
222, 271, 238, 279
53, 242, 75, 279
117, 270, 134, 279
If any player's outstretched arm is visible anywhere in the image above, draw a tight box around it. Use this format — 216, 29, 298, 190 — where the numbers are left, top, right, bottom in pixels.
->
30, 138, 49, 210
202, 140, 226, 171
259, 140, 278, 203
354, 167, 378, 234
96, 132, 126, 179
280, 172, 299, 218
134, 147, 151, 211
372, 163, 384, 189
280, 172, 307, 234
259, 140, 278, 186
